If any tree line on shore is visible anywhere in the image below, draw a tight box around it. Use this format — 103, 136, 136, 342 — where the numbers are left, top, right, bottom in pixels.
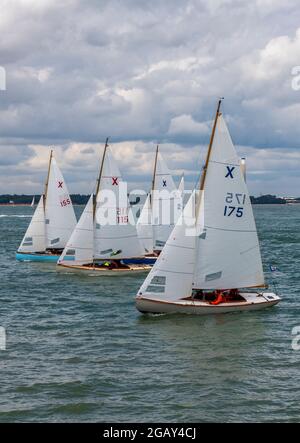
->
0, 194, 298, 205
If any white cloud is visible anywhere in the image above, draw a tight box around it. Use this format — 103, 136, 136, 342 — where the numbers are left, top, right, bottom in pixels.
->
168, 114, 211, 136
0, 0, 299, 194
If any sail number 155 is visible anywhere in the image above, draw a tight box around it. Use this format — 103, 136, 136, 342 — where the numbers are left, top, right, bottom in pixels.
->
224, 193, 246, 218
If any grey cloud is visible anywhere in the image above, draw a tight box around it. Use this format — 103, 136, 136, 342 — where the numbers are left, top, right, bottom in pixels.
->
0, 0, 300, 194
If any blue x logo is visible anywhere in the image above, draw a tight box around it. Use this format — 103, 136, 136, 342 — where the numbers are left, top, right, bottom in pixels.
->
225, 166, 235, 179
163, 180, 167, 187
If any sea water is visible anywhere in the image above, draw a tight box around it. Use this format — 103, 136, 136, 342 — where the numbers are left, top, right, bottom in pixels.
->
0, 204, 300, 422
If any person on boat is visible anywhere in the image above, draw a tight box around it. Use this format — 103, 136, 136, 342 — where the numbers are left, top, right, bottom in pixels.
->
109, 260, 119, 269
224, 289, 240, 301
209, 290, 224, 305
192, 289, 204, 300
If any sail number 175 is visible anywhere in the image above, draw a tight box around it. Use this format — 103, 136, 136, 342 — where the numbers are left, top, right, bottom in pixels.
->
224, 193, 246, 217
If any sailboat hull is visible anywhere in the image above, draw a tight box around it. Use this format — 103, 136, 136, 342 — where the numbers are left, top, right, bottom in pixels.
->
16, 252, 60, 262
136, 292, 281, 315
123, 256, 157, 266
57, 263, 152, 275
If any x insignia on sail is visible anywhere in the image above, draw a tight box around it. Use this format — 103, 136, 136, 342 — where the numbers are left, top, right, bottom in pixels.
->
225, 166, 235, 179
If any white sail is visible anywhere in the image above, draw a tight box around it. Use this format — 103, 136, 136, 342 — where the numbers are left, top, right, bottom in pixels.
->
58, 195, 94, 265
18, 195, 46, 253
137, 110, 264, 303
31, 196, 35, 206
192, 115, 264, 289
137, 191, 198, 301
178, 174, 184, 193
152, 152, 181, 251
240, 157, 246, 182
136, 194, 153, 254
45, 157, 77, 249
94, 147, 144, 259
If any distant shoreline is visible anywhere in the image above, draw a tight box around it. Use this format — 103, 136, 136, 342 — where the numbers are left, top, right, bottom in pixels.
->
0, 194, 299, 206
0, 203, 32, 206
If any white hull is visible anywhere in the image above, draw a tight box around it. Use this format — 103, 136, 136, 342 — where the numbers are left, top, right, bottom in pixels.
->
57, 263, 151, 275
136, 292, 281, 315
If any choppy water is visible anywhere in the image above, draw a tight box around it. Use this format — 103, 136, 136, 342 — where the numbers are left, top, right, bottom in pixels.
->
0, 204, 300, 423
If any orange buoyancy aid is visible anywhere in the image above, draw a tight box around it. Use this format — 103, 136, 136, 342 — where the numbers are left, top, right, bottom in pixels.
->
210, 292, 224, 305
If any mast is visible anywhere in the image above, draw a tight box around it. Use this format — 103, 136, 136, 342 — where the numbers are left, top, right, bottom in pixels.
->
199, 98, 223, 192
150, 144, 159, 206
44, 149, 53, 208
94, 137, 109, 218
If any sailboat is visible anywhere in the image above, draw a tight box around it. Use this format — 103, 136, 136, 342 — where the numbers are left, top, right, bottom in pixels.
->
31, 196, 35, 206
136, 100, 281, 314
136, 146, 182, 261
16, 151, 77, 262
57, 139, 151, 274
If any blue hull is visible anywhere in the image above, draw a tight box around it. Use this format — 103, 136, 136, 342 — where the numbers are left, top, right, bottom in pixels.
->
123, 257, 156, 266
16, 253, 157, 265
16, 253, 60, 263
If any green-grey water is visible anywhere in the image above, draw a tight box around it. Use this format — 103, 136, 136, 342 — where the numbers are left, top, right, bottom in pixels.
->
0, 204, 299, 422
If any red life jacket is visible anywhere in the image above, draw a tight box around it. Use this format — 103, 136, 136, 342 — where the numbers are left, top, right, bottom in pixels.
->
210, 292, 224, 305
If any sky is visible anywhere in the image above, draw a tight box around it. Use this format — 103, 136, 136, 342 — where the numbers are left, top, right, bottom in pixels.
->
0, 0, 300, 196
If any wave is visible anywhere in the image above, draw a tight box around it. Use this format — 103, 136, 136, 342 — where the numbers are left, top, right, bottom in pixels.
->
0, 215, 32, 218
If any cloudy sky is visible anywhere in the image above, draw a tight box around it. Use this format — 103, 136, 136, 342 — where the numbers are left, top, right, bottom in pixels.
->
0, 0, 300, 196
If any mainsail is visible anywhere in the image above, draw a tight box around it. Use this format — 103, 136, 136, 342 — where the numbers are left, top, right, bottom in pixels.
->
93, 145, 144, 259
45, 157, 77, 249
137, 101, 264, 302
58, 194, 94, 265
151, 149, 182, 251
193, 114, 264, 289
